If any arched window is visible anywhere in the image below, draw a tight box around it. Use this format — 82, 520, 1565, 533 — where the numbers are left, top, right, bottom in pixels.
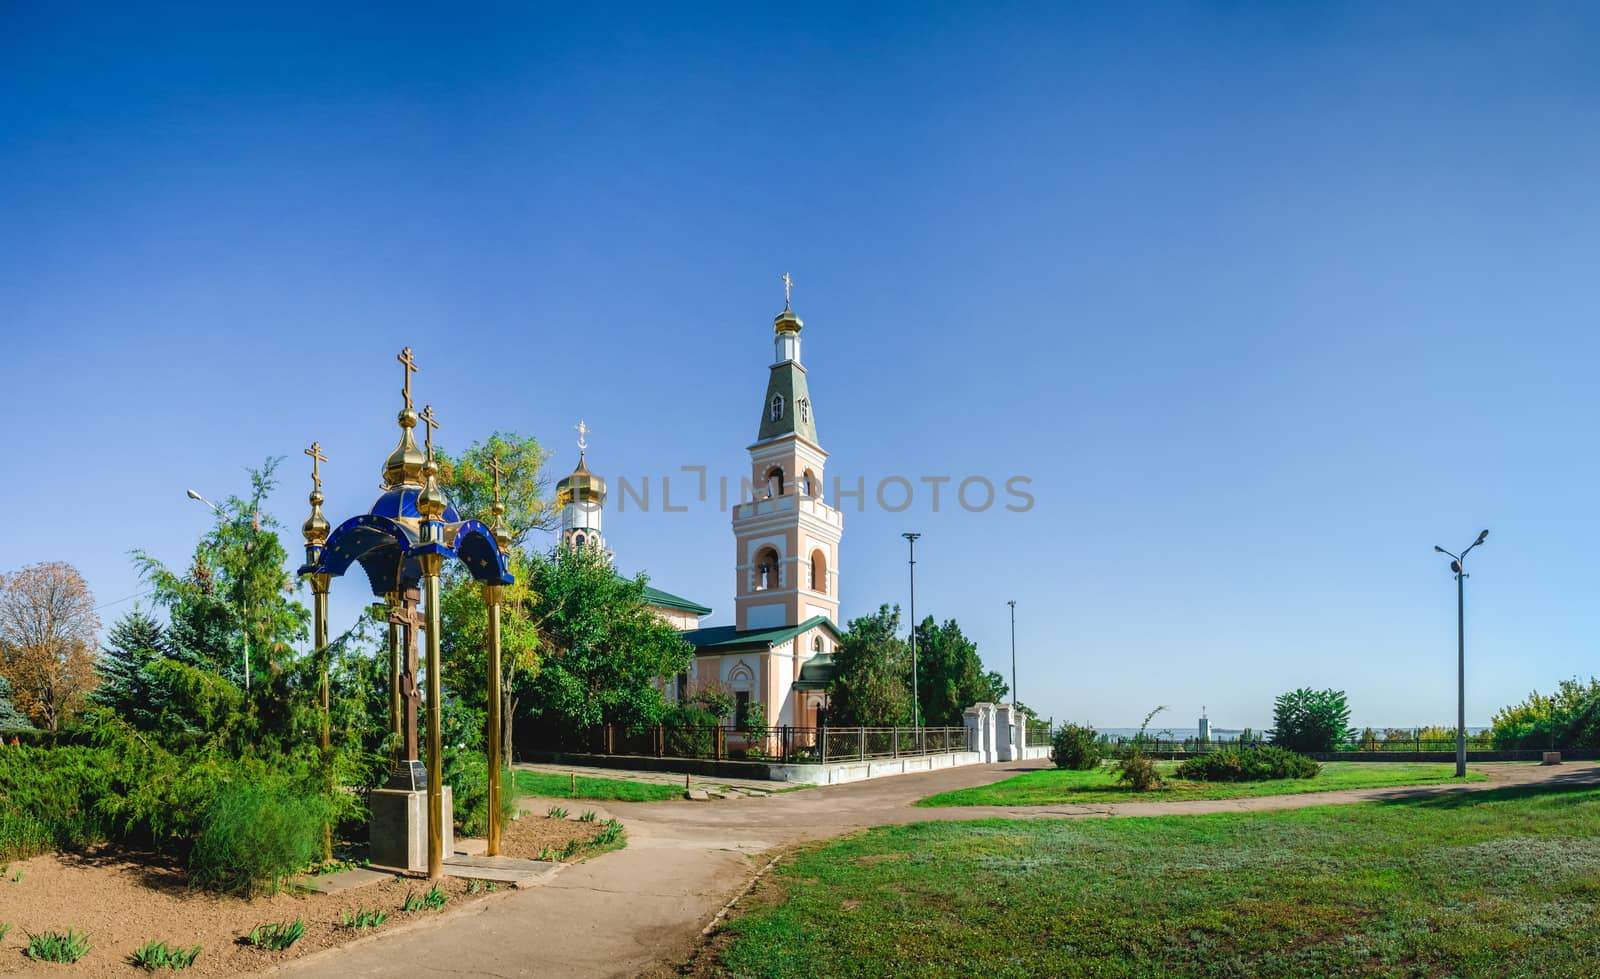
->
766, 467, 785, 497
801, 468, 818, 498
770, 394, 785, 421
755, 547, 781, 591
574, 532, 586, 550
813, 636, 825, 655
809, 549, 827, 594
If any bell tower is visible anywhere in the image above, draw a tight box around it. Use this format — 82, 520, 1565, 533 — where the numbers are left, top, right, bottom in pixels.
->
557, 420, 610, 560
731, 277, 843, 631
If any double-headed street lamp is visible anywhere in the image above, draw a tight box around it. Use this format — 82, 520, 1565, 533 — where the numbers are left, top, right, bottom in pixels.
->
1434, 529, 1489, 779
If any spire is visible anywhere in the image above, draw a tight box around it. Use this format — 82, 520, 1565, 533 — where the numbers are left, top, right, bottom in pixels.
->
382, 346, 427, 488
757, 276, 818, 445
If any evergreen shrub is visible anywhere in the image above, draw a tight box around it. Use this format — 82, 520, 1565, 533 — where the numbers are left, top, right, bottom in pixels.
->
1050, 723, 1104, 770
188, 783, 326, 896
1174, 745, 1320, 782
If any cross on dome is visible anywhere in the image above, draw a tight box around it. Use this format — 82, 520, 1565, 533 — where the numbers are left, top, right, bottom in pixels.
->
304, 441, 328, 490
397, 346, 419, 412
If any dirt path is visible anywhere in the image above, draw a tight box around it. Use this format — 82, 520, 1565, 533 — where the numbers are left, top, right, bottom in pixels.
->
279, 760, 1600, 979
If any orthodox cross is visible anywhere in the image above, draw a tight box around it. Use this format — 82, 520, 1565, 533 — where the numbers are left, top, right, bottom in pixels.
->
487, 452, 506, 505
575, 419, 590, 453
419, 404, 440, 460
781, 272, 794, 310
397, 346, 419, 412
304, 441, 328, 490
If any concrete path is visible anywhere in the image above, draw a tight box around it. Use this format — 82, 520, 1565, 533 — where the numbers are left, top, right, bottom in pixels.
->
279, 760, 1599, 979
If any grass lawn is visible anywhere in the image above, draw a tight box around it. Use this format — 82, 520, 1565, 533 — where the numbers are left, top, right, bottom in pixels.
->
717, 782, 1600, 978
513, 769, 682, 802
917, 761, 1486, 807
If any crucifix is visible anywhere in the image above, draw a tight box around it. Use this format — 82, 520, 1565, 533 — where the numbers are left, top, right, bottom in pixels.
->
304, 441, 328, 491
575, 419, 589, 454
781, 272, 794, 310
397, 347, 419, 412
388, 586, 426, 772
419, 404, 440, 460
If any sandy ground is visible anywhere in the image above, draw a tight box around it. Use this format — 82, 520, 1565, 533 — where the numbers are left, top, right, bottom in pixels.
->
0, 815, 608, 977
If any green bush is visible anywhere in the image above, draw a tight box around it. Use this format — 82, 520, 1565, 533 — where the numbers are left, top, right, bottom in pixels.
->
1050, 723, 1104, 770
188, 783, 326, 897
1174, 746, 1320, 782
1116, 754, 1163, 791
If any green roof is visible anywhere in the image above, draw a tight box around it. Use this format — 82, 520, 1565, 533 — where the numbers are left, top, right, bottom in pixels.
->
640, 585, 712, 617
756, 360, 819, 445
793, 653, 835, 691
683, 615, 841, 654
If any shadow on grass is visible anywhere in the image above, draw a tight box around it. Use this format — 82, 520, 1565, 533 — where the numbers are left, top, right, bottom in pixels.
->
1374, 768, 1600, 810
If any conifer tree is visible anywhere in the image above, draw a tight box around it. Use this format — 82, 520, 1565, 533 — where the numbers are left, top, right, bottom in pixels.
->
92, 608, 168, 729
0, 673, 32, 731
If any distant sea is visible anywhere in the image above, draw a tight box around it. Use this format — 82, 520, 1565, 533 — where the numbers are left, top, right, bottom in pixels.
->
1094, 726, 1489, 739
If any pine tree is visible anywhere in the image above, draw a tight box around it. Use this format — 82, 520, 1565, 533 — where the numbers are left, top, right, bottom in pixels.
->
0, 673, 32, 731
93, 608, 168, 729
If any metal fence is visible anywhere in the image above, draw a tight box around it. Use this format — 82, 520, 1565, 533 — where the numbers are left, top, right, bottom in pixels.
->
541, 723, 973, 765
1110, 734, 1498, 755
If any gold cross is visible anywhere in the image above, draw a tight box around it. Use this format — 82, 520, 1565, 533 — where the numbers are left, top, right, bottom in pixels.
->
781, 272, 794, 310
487, 453, 506, 504
397, 347, 419, 412
575, 419, 590, 453
304, 441, 329, 491
419, 404, 440, 460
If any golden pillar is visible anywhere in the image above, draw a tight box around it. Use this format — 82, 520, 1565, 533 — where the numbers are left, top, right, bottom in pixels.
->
484, 584, 503, 856
311, 572, 333, 862
419, 553, 445, 879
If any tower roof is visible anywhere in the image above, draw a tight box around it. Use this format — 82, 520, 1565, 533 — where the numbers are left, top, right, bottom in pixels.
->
556, 452, 607, 507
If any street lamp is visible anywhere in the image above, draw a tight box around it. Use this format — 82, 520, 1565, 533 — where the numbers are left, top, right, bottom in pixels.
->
187, 489, 253, 692
1008, 599, 1017, 711
1434, 529, 1489, 779
902, 532, 921, 730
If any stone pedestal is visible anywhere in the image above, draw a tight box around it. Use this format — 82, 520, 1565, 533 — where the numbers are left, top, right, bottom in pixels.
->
994, 704, 1018, 762
370, 785, 453, 872
964, 703, 998, 762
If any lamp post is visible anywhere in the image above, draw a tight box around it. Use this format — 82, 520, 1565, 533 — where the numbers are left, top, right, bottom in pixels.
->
187, 489, 254, 692
902, 533, 921, 730
1008, 599, 1017, 711
1434, 529, 1489, 779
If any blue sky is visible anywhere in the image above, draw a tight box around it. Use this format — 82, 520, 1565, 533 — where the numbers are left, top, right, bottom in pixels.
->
3, 3, 1596, 729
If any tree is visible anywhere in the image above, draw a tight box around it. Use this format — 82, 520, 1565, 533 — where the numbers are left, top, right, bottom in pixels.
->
827, 605, 914, 726
92, 608, 169, 730
1490, 678, 1600, 749
438, 432, 554, 549
1270, 688, 1355, 753
133, 460, 307, 688
912, 616, 1008, 727
0, 674, 32, 731
522, 547, 693, 730
0, 561, 101, 730
440, 549, 541, 765
438, 433, 552, 760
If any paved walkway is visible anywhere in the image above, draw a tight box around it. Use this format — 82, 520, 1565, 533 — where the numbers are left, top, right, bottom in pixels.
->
513, 761, 784, 797
278, 760, 1600, 979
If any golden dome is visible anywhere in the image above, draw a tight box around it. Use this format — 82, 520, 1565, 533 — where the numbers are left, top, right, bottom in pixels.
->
302, 488, 330, 546
773, 308, 804, 334
382, 408, 427, 488
556, 453, 607, 507
417, 459, 449, 519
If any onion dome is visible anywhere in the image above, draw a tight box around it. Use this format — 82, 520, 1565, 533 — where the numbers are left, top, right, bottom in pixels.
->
490, 499, 511, 553
773, 307, 803, 334
303, 488, 330, 546
556, 452, 607, 507
382, 408, 428, 488
417, 458, 449, 520
369, 485, 460, 524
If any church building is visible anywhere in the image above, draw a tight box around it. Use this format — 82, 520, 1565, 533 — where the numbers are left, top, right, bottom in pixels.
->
681, 288, 842, 729
550, 285, 842, 730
